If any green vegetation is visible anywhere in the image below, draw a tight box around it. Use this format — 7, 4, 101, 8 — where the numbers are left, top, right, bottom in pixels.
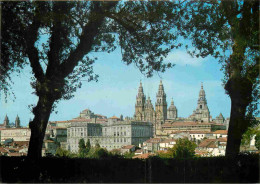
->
255, 133, 260, 150
123, 151, 135, 159
78, 138, 87, 158
157, 138, 197, 159
55, 147, 77, 158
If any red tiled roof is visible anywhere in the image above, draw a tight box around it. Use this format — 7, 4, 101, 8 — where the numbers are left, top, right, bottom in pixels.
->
198, 139, 217, 148
0, 147, 9, 153
171, 130, 210, 134
9, 152, 22, 156
218, 137, 227, 142
10, 141, 29, 147
122, 145, 135, 149
109, 116, 120, 119
145, 138, 161, 143
162, 122, 212, 127
213, 130, 228, 134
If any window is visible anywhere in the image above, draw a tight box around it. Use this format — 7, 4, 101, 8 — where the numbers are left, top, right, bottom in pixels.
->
200, 105, 202, 109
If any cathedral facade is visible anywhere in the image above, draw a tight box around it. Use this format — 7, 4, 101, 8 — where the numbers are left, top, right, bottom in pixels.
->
134, 81, 212, 134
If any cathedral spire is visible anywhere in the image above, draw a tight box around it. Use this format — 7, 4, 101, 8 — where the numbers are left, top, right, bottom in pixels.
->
138, 81, 144, 96
155, 80, 167, 121
3, 114, 10, 128
135, 81, 146, 121
15, 115, 21, 128
171, 98, 174, 105
189, 83, 210, 122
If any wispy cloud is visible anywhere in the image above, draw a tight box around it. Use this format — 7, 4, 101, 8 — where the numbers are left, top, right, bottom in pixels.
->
165, 50, 206, 67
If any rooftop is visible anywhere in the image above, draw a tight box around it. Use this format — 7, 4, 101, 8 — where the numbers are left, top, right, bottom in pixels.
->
213, 130, 228, 134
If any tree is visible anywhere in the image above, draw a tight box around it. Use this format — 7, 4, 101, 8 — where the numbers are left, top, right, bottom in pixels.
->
171, 138, 197, 159
78, 138, 87, 157
255, 133, 260, 150
86, 139, 91, 154
88, 147, 108, 159
173, 0, 259, 156
1, 1, 179, 161
55, 147, 71, 157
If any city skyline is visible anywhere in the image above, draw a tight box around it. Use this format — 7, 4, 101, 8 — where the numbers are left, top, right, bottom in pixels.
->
0, 47, 231, 126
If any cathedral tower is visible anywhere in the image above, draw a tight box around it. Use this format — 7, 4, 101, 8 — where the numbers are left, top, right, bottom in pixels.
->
167, 98, 177, 119
155, 80, 167, 123
144, 96, 155, 122
3, 115, 10, 128
189, 83, 210, 122
15, 115, 21, 128
134, 81, 146, 121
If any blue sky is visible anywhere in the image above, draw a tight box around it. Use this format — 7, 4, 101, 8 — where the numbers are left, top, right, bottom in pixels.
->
0, 46, 231, 127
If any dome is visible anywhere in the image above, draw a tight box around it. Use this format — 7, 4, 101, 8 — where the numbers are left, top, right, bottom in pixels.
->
168, 99, 177, 110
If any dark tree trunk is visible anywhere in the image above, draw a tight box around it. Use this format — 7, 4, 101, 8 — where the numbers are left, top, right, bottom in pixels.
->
27, 95, 55, 160
225, 77, 253, 157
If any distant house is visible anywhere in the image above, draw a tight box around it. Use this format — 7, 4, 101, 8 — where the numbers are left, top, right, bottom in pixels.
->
134, 149, 143, 155
121, 145, 136, 154
142, 138, 161, 153
213, 130, 228, 138
196, 138, 227, 156
159, 139, 176, 151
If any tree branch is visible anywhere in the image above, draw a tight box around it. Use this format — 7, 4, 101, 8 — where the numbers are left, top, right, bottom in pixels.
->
59, 1, 118, 79
46, 2, 70, 78
25, 4, 45, 83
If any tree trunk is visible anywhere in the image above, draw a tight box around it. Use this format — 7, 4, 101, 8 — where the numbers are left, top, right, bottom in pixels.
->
225, 77, 253, 157
27, 95, 55, 160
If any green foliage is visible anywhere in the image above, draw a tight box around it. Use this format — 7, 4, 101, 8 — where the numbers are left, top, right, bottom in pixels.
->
109, 149, 121, 156
88, 147, 109, 159
241, 127, 256, 147
86, 139, 91, 153
95, 141, 100, 149
171, 138, 197, 159
157, 150, 173, 159
123, 152, 134, 159
55, 147, 75, 158
78, 138, 87, 158
255, 132, 260, 150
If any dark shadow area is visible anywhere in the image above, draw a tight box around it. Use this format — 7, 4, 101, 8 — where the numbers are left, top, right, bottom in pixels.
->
0, 154, 259, 183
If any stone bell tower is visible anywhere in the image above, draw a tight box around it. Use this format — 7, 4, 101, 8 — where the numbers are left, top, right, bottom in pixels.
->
134, 81, 146, 121
189, 83, 210, 122
155, 80, 167, 130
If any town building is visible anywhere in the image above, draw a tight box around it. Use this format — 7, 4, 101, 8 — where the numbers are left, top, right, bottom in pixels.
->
0, 128, 31, 142
67, 118, 153, 153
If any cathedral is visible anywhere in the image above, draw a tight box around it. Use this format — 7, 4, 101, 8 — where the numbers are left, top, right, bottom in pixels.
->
134, 81, 212, 133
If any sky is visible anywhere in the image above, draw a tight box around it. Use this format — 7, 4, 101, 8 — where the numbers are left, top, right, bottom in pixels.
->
0, 46, 231, 127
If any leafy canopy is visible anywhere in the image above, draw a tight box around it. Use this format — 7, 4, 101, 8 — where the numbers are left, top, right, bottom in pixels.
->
1, 1, 180, 103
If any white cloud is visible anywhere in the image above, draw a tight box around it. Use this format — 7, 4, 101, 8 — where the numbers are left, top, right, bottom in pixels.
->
165, 50, 206, 67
